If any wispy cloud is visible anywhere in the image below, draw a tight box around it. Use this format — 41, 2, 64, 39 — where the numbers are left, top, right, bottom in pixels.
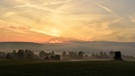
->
3, 12, 17, 17
14, 3, 61, 13
30, 28, 53, 36
93, 0, 120, 19
30, 28, 61, 37
0, 19, 30, 34
43, 0, 73, 5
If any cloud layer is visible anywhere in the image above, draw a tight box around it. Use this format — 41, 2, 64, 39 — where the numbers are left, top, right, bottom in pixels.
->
0, 0, 135, 42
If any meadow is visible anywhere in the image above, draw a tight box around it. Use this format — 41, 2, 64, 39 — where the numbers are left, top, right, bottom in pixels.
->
0, 60, 135, 76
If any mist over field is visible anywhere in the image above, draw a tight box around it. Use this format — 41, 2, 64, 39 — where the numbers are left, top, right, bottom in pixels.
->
0, 41, 135, 56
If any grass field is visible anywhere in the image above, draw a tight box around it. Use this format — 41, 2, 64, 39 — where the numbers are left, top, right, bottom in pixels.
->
0, 60, 135, 76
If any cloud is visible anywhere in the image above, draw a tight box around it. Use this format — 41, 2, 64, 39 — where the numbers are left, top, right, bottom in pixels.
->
43, 0, 73, 5
0, 0, 135, 42
13, 3, 63, 13
129, 14, 135, 23
106, 28, 135, 42
12, 0, 73, 13
30, 28, 55, 36
93, 0, 120, 19
0, 18, 31, 34
8, 25, 30, 31
3, 12, 17, 17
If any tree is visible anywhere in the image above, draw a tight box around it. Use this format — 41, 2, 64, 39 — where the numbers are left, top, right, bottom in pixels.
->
17, 49, 25, 58
50, 55, 55, 60
77, 51, 84, 59
11, 50, 17, 58
62, 51, 67, 57
44, 56, 49, 60
68, 52, 76, 58
50, 55, 61, 60
92, 52, 95, 57
6, 53, 12, 59
39, 51, 46, 59
51, 51, 55, 56
109, 51, 115, 57
0, 51, 6, 58
99, 51, 103, 56
25, 49, 34, 58
55, 55, 60, 60
6, 50, 17, 59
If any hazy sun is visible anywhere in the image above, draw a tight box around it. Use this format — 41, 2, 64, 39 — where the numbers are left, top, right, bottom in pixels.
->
49, 29, 61, 37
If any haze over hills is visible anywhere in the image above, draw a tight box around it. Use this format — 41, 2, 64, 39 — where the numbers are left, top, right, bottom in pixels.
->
0, 41, 135, 56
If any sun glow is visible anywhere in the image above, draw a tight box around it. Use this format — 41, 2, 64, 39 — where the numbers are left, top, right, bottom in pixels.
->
49, 29, 61, 37
30, 28, 61, 37
49, 40, 64, 43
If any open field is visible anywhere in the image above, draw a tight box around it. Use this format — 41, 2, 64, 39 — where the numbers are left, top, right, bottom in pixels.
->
0, 60, 135, 76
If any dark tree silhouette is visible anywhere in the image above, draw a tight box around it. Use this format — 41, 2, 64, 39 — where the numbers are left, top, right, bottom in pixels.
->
39, 51, 46, 58
17, 49, 25, 58
77, 51, 84, 59
0, 51, 6, 58
55, 55, 61, 60
44, 56, 49, 60
25, 49, 34, 58
51, 51, 55, 56
11, 50, 17, 58
50, 55, 55, 60
62, 51, 67, 57
6, 53, 12, 59
68, 52, 76, 58
110, 51, 115, 57
99, 51, 103, 56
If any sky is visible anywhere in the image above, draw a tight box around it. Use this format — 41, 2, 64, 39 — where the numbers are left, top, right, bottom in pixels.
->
0, 0, 135, 43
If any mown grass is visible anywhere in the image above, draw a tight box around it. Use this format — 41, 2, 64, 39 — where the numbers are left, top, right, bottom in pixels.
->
0, 60, 135, 76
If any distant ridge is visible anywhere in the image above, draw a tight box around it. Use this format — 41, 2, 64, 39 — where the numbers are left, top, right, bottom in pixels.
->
0, 42, 41, 44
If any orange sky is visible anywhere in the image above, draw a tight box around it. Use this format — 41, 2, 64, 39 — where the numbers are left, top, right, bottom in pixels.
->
1, 0, 135, 43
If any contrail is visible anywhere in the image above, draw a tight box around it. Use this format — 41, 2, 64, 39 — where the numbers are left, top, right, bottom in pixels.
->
14, 2, 64, 13
93, 0, 120, 19
44, 0, 73, 5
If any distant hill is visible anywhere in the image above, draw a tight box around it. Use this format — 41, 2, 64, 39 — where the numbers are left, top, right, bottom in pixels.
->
0, 42, 43, 52
0, 41, 135, 56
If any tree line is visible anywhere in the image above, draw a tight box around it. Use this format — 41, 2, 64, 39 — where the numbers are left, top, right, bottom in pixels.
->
0, 49, 131, 60
0, 49, 60, 60
0, 49, 86, 60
